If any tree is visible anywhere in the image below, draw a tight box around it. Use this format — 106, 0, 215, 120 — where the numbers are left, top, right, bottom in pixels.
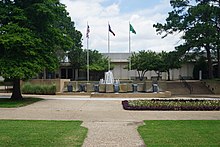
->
0, 24, 44, 100
88, 50, 109, 72
193, 56, 208, 79
0, 0, 77, 100
153, 0, 220, 79
68, 49, 110, 80
68, 48, 86, 80
130, 50, 159, 80
88, 50, 110, 80
158, 51, 182, 81
130, 50, 182, 81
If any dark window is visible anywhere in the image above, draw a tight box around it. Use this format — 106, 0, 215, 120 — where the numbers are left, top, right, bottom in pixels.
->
67, 69, 73, 79
61, 69, 66, 79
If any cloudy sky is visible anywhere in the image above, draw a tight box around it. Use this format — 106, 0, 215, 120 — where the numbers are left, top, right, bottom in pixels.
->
60, 0, 182, 53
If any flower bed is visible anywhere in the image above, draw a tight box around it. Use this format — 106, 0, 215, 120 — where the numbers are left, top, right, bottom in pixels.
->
122, 99, 220, 111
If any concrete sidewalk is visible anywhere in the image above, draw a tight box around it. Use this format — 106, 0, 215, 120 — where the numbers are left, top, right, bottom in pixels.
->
0, 94, 220, 146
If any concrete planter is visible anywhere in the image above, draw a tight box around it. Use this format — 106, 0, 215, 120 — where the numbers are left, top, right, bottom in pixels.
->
106, 84, 114, 93
99, 84, 106, 93
137, 83, 144, 92
119, 83, 127, 93
86, 83, 94, 92
127, 83, 133, 92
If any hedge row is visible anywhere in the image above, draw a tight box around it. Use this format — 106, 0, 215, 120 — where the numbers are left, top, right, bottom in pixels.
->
22, 83, 56, 95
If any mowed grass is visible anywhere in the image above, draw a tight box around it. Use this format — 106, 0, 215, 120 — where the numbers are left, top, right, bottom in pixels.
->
0, 98, 43, 108
0, 120, 88, 147
138, 120, 220, 146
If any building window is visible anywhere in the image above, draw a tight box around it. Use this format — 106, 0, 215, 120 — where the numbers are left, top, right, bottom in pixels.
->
61, 68, 66, 79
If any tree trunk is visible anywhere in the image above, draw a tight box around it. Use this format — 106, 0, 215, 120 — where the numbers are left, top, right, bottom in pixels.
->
217, 47, 220, 78
140, 70, 147, 81
167, 70, 171, 81
216, 1, 220, 78
11, 79, 23, 100
206, 46, 214, 79
157, 71, 160, 80
74, 69, 79, 81
217, 22, 220, 78
137, 70, 141, 80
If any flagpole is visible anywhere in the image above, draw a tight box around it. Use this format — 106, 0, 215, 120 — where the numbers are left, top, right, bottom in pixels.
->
129, 22, 131, 80
87, 22, 89, 82
108, 22, 110, 71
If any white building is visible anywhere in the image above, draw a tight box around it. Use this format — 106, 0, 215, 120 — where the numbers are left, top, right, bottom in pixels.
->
103, 53, 194, 80
34, 52, 195, 80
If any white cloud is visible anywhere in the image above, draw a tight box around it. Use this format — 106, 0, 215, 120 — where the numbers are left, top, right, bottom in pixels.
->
101, 3, 120, 16
61, 0, 182, 53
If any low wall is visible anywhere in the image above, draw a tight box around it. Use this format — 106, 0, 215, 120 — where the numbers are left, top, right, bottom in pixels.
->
23, 79, 169, 94
91, 91, 172, 98
63, 81, 100, 92
63, 80, 168, 93
203, 80, 220, 94
144, 81, 167, 92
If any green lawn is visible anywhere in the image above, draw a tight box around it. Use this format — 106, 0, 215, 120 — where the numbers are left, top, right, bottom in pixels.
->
138, 120, 220, 146
0, 98, 43, 108
0, 120, 88, 147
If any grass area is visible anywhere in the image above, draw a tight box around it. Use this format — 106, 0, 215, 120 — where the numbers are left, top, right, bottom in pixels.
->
0, 120, 87, 147
0, 98, 43, 108
138, 120, 220, 146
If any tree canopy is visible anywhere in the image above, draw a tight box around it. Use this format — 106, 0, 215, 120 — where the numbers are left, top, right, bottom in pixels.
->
88, 50, 110, 72
153, 0, 220, 79
130, 50, 157, 80
158, 51, 182, 80
0, 0, 81, 99
68, 48, 110, 80
130, 50, 181, 80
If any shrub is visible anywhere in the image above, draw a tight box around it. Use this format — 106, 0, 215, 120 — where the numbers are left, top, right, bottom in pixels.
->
22, 83, 34, 94
22, 83, 56, 95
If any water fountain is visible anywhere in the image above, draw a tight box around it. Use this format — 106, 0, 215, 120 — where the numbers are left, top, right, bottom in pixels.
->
98, 71, 120, 93
104, 70, 114, 84
64, 70, 171, 98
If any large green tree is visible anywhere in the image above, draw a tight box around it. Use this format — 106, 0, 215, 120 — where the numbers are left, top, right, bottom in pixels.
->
154, 0, 220, 79
0, 0, 77, 100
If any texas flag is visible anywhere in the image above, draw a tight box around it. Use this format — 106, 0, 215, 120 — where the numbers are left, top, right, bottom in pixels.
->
108, 24, 115, 36
86, 25, 90, 38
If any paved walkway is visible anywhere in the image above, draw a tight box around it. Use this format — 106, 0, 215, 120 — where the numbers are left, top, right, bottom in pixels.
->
0, 94, 220, 147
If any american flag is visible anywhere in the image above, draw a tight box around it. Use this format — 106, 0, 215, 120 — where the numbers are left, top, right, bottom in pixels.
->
86, 25, 90, 38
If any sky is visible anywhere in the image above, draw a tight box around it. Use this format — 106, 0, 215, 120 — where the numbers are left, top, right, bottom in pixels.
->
60, 0, 183, 53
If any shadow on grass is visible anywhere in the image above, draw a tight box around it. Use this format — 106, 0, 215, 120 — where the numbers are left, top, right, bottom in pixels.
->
0, 98, 43, 108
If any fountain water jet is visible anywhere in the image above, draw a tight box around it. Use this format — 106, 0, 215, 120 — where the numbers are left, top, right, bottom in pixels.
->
104, 70, 114, 84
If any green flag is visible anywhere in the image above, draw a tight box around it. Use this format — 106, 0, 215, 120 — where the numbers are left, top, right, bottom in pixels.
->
130, 24, 136, 34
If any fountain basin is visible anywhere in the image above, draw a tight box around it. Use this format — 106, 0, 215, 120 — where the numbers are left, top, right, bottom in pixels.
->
90, 91, 171, 98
